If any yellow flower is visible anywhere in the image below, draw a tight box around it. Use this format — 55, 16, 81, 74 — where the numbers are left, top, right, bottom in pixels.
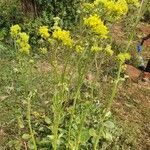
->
19, 32, 29, 43
52, 27, 73, 47
48, 38, 55, 45
91, 45, 102, 52
16, 32, 30, 54
39, 26, 50, 39
40, 47, 48, 54
121, 64, 127, 71
115, 0, 128, 16
32, 111, 40, 118
29, 59, 34, 64
10, 24, 21, 37
94, 0, 102, 6
117, 52, 131, 64
19, 44, 30, 54
84, 14, 108, 38
99, 0, 128, 17
76, 45, 84, 53
105, 45, 113, 56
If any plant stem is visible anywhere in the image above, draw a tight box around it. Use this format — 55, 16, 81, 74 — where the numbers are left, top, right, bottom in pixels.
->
105, 63, 122, 113
67, 76, 84, 147
53, 113, 60, 150
75, 113, 86, 150
125, 0, 146, 53
27, 93, 37, 150
93, 2, 146, 148
93, 125, 104, 150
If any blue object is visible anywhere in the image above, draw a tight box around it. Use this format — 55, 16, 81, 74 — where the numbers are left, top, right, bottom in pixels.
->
137, 43, 142, 53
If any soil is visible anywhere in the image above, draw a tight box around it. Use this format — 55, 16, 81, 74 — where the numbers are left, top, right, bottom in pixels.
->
112, 23, 150, 150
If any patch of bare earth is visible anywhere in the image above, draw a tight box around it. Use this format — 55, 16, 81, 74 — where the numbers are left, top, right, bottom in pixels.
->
111, 22, 150, 149
113, 81, 150, 149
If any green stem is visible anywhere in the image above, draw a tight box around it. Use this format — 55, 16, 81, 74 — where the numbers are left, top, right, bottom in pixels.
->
52, 91, 61, 150
27, 93, 37, 150
67, 50, 92, 148
93, 2, 146, 148
67, 75, 84, 147
125, 0, 146, 53
93, 125, 104, 150
106, 63, 122, 112
75, 113, 86, 150
53, 113, 60, 150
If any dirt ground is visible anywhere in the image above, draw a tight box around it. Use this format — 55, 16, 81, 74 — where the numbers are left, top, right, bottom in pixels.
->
113, 23, 150, 150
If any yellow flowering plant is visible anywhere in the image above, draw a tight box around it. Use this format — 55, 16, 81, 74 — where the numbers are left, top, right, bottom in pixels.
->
52, 27, 73, 47
91, 45, 102, 52
84, 14, 108, 38
38, 26, 50, 39
10, 25, 31, 54
105, 45, 114, 56
117, 52, 131, 64
10, 24, 21, 38
8, 0, 145, 149
76, 45, 84, 53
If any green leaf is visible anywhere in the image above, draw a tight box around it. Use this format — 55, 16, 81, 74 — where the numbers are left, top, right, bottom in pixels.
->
28, 140, 35, 149
89, 128, 97, 137
14, 140, 22, 150
22, 133, 31, 140
18, 117, 24, 129
44, 116, 51, 124
104, 121, 115, 129
104, 132, 113, 141
47, 135, 54, 140
80, 129, 90, 143
102, 130, 113, 141
104, 111, 111, 118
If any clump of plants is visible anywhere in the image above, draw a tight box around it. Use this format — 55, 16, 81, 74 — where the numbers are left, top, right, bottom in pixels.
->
4, 0, 145, 149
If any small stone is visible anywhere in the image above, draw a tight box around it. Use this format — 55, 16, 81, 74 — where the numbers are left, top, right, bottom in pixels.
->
125, 65, 142, 82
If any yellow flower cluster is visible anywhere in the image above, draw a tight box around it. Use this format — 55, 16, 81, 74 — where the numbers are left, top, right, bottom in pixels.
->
10, 24, 21, 38
105, 45, 114, 56
52, 27, 73, 47
84, 14, 108, 38
91, 45, 102, 52
93, 0, 128, 17
16, 32, 30, 54
117, 52, 131, 64
83, 0, 139, 19
76, 45, 84, 53
40, 47, 48, 54
39, 26, 50, 39
121, 64, 127, 71
104, 0, 128, 16
93, 0, 101, 6
10, 24, 30, 54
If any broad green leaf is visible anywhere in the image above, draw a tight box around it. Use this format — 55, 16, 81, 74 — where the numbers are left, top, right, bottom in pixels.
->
44, 116, 51, 124
18, 117, 24, 129
104, 111, 111, 118
105, 132, 113, 141
102, 131, 113, 141
28, 140, 35, 149
89, 128, 97, 137
80, 129, 90, 143
22, 133, 30, 140
14, 140, 22, 150
47, 135, 54, 140
104, 121, 115, 129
